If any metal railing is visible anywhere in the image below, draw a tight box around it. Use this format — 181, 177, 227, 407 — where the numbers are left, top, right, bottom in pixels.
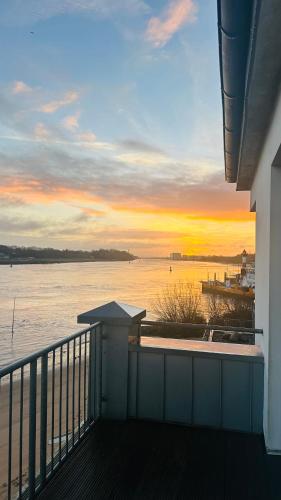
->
141, 320, 263, 334
140, 320, 263, 345
0, 322, 102, 500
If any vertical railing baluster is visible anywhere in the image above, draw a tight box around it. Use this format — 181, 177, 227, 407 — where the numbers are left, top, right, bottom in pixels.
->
191, 355, 194, 425
88, 328, 96, 421
29, 360, 37, 498
72, 338, 76, 447
40, 354, 48, 485
59, 346, 63, 461
66, 342, 69, 455
219, 359, 223, 428
94, 329, 97, 419
136, 351, 139, 419
162, 354, 166, 422
8, 372, 13, 500
51, 350, 55, 470
83, 332, 87, 431
19, 367, 24, 498
78, 336, 82, 439
99, 326, 103, 418
249, 363, 253, 432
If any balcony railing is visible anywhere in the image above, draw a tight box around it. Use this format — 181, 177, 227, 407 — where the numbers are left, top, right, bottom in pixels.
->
0, 322, 102, 500
0, 302, 265, 500
128, 320, 264, 433
141, 319, 263, 344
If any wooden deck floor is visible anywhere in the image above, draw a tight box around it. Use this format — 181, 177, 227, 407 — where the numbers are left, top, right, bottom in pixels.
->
37, 420, 280, 500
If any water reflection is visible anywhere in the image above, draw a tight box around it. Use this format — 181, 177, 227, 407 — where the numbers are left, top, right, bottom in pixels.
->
0, 259, 239, 365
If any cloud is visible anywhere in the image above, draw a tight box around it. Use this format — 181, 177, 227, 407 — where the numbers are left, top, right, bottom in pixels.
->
78, 131, 97, 142
0, 195, 27, 208
39, 91, 79, 114
0, 146, 254, 254
75, 206, 105, 217
62, 112, 80, 131
145, 0, 197, 47
116, 151, 169, 166
0, 215, 42, 233
34, 122, 50, 140
12, 81, 32, 94
0, 149, 252, 222
119, 139, 165, 155
114, 205, 255, 222
0, 85, 71, 143
88, 228, 184, 240
0, 176, 99, 206
77, 132, 116, 151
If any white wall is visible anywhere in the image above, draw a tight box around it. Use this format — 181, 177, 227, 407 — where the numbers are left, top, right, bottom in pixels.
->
251, 86, 281, 452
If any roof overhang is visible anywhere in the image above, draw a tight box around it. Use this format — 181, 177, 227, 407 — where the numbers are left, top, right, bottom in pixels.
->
218, 0, 281, 190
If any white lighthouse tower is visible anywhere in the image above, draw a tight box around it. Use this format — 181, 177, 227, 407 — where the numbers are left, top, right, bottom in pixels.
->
241, 249, 248, 269
240, 250, 248, 287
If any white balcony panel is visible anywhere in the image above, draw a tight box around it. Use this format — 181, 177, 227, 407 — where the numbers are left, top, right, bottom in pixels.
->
193, 357, 221, 427
165, 354, 192, 423
128, 338, 264, 433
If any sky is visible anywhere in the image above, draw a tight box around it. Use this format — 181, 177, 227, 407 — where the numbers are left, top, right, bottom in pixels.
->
0, 0, 255, 257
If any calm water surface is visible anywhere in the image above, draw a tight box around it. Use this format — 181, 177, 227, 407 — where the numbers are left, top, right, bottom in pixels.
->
0, 259, 239, 366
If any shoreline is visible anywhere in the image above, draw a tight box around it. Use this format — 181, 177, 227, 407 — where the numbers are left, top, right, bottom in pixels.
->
1, 257, 248, 266
0, 258, 137, 265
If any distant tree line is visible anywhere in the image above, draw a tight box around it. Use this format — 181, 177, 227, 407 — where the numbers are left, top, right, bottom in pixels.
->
0, 245, 137, 262
184, 253, 255, 264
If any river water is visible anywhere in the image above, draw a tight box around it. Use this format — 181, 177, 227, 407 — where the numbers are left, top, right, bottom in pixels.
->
0, 259, 239, 366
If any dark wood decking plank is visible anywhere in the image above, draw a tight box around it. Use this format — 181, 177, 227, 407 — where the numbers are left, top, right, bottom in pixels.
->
81, 421, 151, 499
38, 422, 124, 500
266, 454, 281, 500
174, 426, 225, 500
132, 423, 187, 499
37, 420, 270, 500
224, 431, 268, 500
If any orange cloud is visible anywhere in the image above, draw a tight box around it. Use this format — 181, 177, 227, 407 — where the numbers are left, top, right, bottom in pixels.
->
62, 113, 80, 131
0, 178, 99, 205
145, 0, 197, 47
184, 211, 255, 222
113, 204, 255, 222
0, 176, 255, 255
0, 173, 255, 224
12, 81, 32, 94
75, 206, 105, 217
39, 91, 79, 113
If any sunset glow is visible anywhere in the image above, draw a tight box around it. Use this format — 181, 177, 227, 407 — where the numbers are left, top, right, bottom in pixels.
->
0, 0, 255, 256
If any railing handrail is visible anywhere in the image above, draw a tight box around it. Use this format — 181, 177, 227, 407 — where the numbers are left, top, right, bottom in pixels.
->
141, 320, 263, 335
0, 321, 102, 377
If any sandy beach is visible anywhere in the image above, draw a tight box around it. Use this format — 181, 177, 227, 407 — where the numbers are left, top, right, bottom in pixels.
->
0, 357, 89, 499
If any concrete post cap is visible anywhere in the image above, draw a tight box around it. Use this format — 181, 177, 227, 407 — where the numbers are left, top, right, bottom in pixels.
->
77, 301, 146, 325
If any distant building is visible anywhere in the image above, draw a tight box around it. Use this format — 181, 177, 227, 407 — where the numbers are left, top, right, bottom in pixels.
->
170, 253, 182, 260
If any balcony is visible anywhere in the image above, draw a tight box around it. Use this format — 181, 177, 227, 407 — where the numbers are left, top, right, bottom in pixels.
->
0, 302, 280, 500
38, 420, 269, 500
